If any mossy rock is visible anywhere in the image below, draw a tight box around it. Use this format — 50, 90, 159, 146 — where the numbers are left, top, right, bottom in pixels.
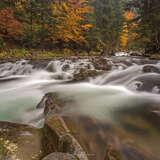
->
0, 121, 43, 160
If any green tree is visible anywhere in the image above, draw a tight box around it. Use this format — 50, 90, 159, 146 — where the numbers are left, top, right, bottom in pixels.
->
127, 0, 160, 54
89, 0, 124, 54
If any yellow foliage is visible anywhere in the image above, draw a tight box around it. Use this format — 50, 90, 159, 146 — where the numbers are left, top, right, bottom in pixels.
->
15, 0, 27, 12
120, 23, 129, 48
15, 2, 24, 11
51, 0, 93, 44
120, 10, 137, 48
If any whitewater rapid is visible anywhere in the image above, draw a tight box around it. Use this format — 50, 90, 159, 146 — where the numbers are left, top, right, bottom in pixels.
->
0, 57, 160, 125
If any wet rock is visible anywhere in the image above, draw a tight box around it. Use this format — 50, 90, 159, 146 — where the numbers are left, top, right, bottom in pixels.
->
29, 60, 50, 69
42, 152, 77, 160
104, 142, 159, 160
104, 144, 123, 160
37, 93, 64, 115
128, 73, 160, 92
142, 65, 160, 73
62, 64, 70, 71
92, 57, 111, 70
150, 54, 160, 60
38, 93, 160, 160
38, 94, 88, 160
46, 61, 56, 72
129, 51, 143, 56
43, 113, 89, 160
73, 68, 103, 81
0, 121, 43, 160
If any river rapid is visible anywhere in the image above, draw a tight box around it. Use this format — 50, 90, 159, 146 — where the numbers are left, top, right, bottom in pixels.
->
0, 55, 160, 159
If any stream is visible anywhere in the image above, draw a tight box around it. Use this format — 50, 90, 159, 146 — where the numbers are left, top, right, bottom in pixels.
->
0, 56, 160, 159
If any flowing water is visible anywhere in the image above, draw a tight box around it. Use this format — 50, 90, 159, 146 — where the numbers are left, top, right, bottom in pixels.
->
0, 56, 160, 159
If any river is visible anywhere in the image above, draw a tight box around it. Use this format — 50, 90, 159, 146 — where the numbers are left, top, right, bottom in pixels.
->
0, 56, 160, 159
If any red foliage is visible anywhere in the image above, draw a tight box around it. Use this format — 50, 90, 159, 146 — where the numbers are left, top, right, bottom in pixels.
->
0, 8, 22, 39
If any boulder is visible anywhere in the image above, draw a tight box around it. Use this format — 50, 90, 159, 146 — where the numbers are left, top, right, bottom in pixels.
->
129, 51, 143, 56
73, 68, 103, 81
43, 113, 89, 160
36, 93, 63, 115
39, 93, 160, 160
46, 61, 56, 72
42, 152, 77, 160
128, 73, 160, 92
91, 57, 111, 70
0, 121, 43, 160
142, 65, 160, 73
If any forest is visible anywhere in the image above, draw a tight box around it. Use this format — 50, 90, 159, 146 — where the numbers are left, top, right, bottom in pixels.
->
0, 0, 159, 56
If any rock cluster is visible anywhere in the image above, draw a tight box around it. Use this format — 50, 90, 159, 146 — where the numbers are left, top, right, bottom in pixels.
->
0, 93, 159, 160
38, 94, 159, 160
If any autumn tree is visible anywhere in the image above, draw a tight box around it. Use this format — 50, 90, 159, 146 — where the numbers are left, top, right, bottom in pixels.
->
13, 0, 55, 48
120, 10, 137, 49
0, 8, 22, 40
51, 0, 93, 47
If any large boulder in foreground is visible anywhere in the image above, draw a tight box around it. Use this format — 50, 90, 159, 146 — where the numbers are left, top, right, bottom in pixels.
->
0, 121, 43, 160
43, 113, 89, 160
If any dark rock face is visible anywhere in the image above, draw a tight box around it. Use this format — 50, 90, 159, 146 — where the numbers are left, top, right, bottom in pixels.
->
42, 152, 77, 160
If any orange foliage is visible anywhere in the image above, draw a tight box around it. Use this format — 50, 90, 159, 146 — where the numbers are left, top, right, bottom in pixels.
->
51, 0, 93, 44
123, 10, 135, 21
0, 8, 22, 39
120, 10, 136, 48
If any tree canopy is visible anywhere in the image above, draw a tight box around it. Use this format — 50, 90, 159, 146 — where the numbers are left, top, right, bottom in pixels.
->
0, 0, 159, 54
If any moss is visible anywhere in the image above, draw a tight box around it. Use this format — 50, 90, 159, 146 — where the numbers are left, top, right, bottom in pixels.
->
0, 138, 19, 160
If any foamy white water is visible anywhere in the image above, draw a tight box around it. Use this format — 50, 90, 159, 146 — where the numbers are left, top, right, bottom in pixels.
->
0, 58, 160, 125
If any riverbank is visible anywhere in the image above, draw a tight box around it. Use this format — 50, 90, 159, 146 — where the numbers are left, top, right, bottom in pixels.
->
0, 49, 159, 63
0, 49, 101, 62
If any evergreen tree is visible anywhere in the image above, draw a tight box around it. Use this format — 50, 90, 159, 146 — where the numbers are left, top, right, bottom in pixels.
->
127, 0, 160, 54
90, 0, 124, 53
